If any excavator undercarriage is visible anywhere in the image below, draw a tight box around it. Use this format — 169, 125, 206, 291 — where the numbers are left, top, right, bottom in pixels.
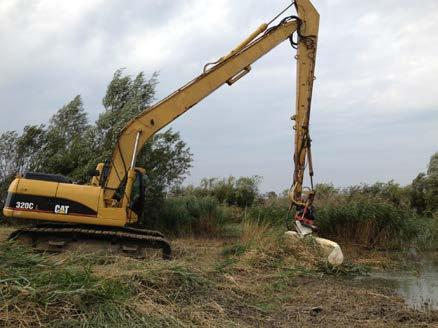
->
9, 223, 172, 259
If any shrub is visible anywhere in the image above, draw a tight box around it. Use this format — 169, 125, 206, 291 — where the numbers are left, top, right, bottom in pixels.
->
340, 181, 411, 209
171, 175, 261, 208
245, 187, 438, 250
156, 196, 230, 236
317, 197, 428, 249
247, 203, 290, 226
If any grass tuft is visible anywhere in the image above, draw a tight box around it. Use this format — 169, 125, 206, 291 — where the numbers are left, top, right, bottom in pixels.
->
0, 241, 141, 327
317, 261, 371, 277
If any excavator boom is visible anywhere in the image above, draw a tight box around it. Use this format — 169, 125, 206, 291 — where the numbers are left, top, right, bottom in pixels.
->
292, 0, 319, 201
103, 0, 319, 202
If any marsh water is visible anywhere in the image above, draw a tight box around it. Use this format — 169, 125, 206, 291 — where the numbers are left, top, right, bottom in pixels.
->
357, 252, 438, 311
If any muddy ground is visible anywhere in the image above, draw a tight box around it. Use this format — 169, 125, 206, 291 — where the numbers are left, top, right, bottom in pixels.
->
1, 226, 437, 327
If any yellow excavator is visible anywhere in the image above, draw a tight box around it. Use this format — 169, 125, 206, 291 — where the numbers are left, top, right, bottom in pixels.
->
2, 0, 319, 259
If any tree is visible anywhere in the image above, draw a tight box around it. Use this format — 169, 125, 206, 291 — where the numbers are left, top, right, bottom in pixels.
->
0, 127, 49, 212
235, 176, 262, 207
0, 131, 20, 211
95, 69, 192, 224
48, 95, 88, 142
138, 129, 193, 223
210, 178, 231, 204
426, 152, 438, 212
314, 183, 338, 198
172, 175, 262, 208
0, 131, 19, 182
35, 96, 94, 182
410, 173, 428, 215
16, 125, 47, 172
410, 152, 438, 215
427, 152, 438, 177
95, 69, 158, 162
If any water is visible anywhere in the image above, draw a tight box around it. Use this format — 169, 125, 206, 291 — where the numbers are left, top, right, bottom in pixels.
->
359, 252, 438, 311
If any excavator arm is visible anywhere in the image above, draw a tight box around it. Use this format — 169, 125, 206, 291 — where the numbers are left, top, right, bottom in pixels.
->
102, 0, 320, 203
291, 1, 319, 206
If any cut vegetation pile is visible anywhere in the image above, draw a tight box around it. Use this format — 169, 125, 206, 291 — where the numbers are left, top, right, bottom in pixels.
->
1, 224, 437, 327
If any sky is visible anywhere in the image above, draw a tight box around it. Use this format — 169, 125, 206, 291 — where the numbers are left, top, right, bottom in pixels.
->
0, 0, 437, 192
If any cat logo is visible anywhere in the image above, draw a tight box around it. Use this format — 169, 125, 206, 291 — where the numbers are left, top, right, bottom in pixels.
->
54, 205, 70, 214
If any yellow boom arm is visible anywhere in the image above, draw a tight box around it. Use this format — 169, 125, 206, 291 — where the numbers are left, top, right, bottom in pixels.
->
103, 0, 320, 203
291, 1, 319, 205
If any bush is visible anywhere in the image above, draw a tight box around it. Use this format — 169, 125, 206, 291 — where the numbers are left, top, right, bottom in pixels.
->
244, 185, 438, 250
247, 203, 290, 226
172, 176, 261, 208
316, 197, 433, 249
156, 196, 230, 236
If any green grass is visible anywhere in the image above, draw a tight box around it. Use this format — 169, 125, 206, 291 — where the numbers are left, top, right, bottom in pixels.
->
221, 243, 248, 257
247, 202, 290, 225
316, 197, 438, 249
0, 241, 228, 327
243, 194, 438, 250
0, 242, 148, 327
157, 196, 231, 236
317, 261, 371, 277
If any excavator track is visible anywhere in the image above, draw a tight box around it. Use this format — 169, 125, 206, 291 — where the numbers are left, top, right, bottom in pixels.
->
8, 223, 171, 259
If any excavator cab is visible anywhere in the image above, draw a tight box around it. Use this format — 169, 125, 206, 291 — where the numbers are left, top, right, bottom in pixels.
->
129, 170, 145, 218
99, 163, 146, 221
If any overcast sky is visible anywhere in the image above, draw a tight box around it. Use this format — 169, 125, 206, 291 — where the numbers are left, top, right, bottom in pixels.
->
1, 0, 437, 192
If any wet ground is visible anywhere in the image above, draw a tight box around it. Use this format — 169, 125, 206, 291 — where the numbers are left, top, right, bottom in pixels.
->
356, 252, 438, 311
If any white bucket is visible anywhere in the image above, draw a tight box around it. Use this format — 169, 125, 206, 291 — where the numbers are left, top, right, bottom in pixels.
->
284, 231, 344, 266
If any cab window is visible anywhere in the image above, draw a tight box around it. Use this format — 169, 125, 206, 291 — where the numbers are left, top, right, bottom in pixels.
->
130, 171, 144, 216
